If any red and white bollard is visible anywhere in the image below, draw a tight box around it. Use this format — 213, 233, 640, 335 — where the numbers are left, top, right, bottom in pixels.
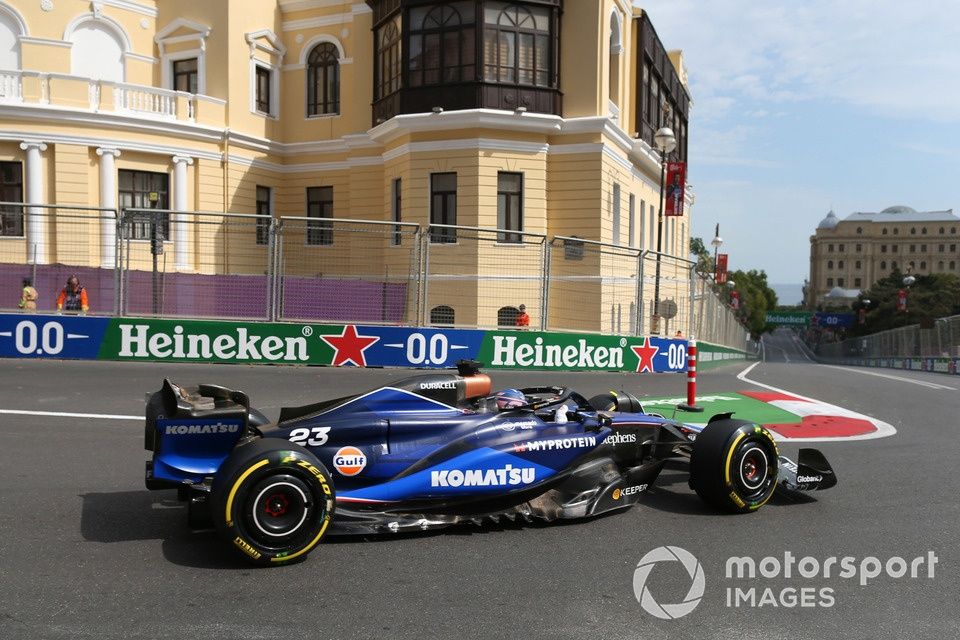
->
679, 338, 704, 413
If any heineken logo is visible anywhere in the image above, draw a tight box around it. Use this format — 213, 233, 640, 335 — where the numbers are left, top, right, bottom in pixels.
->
118, 324, 309, 362
491, 335, 625, 369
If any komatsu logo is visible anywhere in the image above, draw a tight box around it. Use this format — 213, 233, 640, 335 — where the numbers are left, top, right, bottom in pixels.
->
164, 422, 241, 435
431, 465, 536, 488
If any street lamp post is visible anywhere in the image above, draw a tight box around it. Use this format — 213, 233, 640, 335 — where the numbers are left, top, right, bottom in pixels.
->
651, 120, 677, 335
710, 223, 723, 281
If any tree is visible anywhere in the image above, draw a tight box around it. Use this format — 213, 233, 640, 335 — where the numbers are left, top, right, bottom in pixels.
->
689, 236, 713, 276
852, 270, 960, 336
727, 269, 779, 338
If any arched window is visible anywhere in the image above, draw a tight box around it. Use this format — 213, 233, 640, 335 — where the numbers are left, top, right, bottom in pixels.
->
498, 305, 520, 327
483, 3, 553, 87
430, 305, 455, 326
68, 18, 126, 81
893, 228, 899, 235
375, 15, 401, 99
920, 260, 926, 270
838, 260, 844, 269
0, 5, 26, 71
855, 260, 861, 269
953, 227, 958, 234
307, 42, 339, 116
880, 261, 886, 270
409, 2, 475, 87
882, 228, 888, 235
951, 261, 957, 270
922, 227, 927, 235
827, 260, 833, 269
856, 227, 863, 234
910, 227, 916, 235
940, 227, 945, 234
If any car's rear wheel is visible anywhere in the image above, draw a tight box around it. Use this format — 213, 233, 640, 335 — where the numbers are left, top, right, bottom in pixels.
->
689, 419, 778, 513
210, 439, 335, 566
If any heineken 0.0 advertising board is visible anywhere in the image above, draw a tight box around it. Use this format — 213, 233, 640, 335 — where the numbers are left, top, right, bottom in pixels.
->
0, 313, 740, 373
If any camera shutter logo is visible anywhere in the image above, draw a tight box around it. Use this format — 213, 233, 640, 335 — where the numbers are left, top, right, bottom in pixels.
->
633, 546, 705, 620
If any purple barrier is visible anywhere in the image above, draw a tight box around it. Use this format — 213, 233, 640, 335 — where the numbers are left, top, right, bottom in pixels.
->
122, 270, 270, 319
0, 263, 116, 313
280, 277, 408, 323
1, 262, 407, 323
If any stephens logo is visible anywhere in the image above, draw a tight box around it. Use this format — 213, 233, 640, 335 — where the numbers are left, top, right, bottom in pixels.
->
163, 421, 241, 435
333, 446, 367, 476
604, 432, 638, 445
431, 465, 535, 487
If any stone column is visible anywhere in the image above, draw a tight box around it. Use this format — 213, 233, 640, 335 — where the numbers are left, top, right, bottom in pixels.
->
171, 155, 194, 270
19, 141, 48, 264
95, 147, 121, 268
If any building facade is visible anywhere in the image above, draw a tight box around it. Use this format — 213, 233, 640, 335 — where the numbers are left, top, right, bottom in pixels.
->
807, 206, 960, 308
0, 0, 694, 331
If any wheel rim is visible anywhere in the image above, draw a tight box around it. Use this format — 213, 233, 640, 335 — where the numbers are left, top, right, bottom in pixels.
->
246, 474, 315, 542
738, 446, 768, 492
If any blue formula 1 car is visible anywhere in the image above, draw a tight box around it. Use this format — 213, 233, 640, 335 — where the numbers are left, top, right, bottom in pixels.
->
143, 361, 837, 566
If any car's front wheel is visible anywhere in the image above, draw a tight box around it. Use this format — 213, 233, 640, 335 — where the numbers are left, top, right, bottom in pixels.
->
689, 419, 778, 513
210, 439, 335, 566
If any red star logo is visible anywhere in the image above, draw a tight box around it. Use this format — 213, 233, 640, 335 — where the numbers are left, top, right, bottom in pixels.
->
631, 337, 660, 373
319, 325, 379, 367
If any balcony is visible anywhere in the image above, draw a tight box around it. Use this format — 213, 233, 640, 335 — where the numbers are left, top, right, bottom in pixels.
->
0, 70, 226, 128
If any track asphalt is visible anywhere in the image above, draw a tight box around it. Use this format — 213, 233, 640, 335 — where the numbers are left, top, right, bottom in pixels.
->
0, 328, 957, 639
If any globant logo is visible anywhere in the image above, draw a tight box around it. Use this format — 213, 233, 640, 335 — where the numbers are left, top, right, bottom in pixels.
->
632, 546, 705, 620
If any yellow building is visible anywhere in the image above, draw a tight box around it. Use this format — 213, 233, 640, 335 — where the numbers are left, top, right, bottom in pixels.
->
0, 0, 694, 332
807, 206, 960, 308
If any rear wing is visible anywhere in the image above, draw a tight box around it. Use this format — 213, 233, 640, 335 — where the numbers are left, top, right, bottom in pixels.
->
144, 379, 252, 489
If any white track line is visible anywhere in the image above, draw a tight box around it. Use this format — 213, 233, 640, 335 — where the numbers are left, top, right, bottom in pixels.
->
0, 409, 140, 420
737, 361, 897, 442
818, 364, 957, 390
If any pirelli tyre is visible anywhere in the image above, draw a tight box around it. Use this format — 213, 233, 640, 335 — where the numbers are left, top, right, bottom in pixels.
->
689, 419, 778, 513
210, 439, 335, 566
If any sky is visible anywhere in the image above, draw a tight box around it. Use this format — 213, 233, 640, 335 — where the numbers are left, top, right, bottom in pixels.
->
637, 0, 960, 289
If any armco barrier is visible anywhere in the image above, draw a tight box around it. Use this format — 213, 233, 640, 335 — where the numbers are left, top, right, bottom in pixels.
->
0, 313, 720, 373
823, 356, 960, 376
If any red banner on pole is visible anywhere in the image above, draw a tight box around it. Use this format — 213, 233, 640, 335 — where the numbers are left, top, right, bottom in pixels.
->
715, 253, 729, 284
664, 162, 686, 217
897, 289, 908, 312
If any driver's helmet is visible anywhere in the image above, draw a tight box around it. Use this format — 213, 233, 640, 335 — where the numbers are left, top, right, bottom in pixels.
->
495, 388, 526, 411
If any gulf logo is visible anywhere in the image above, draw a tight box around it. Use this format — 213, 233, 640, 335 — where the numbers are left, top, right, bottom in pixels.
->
333, 446, 367, 476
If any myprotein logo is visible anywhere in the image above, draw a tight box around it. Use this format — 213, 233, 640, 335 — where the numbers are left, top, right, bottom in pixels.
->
514, 436, 596, 452
633, 546, 706, 620
119, 324, 309, 362
163, 421, 241, 435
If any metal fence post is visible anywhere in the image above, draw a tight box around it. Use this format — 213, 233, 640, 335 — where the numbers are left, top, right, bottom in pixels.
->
420, 229, 430, 327
637, 250, 647, 335
266, 217, 277, 321
687, 265, 696, 339
540, 238, 550, 331
113, 208, 123, 316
